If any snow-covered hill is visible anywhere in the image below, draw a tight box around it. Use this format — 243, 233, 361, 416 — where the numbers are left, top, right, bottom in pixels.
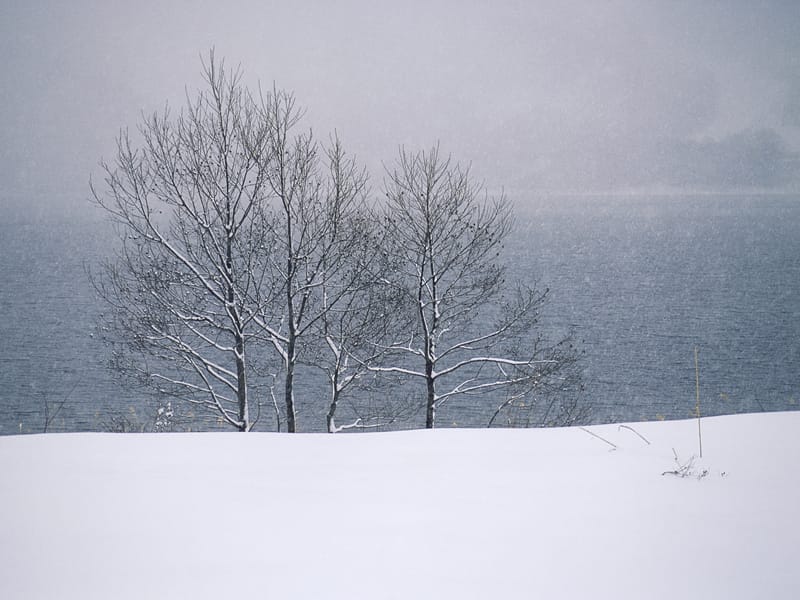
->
1, 412, 798, 599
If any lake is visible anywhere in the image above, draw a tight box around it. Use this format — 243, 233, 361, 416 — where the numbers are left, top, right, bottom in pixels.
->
1, 193, 798, 433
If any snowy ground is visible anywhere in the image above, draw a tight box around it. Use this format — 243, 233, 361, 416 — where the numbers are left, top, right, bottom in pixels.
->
1, 412, 798, 599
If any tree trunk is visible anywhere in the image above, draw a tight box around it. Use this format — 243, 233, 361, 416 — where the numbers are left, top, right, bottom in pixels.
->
235, 334, 249, 432
326, 399, 338, 433
326, 373, 339, 433
285, 338, 298, 433
425, 358, 436, 429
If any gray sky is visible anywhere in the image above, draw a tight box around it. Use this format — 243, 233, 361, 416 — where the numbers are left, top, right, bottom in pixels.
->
2, 0, 799, 199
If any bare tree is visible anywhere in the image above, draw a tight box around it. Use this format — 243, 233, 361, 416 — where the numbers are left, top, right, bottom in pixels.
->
302, 206, 412, 433
376, 145, 581, 428
92, 52, 277, 431
251, 108, 373, 432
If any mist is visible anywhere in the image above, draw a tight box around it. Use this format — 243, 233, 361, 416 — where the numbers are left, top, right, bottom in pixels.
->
2, 0, 799, 201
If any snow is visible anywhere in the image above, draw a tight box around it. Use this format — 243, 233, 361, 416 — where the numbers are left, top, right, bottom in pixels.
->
1, 412, 798, 599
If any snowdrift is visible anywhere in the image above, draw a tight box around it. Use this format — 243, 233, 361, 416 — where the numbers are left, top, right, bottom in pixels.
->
1, 412, 798, 599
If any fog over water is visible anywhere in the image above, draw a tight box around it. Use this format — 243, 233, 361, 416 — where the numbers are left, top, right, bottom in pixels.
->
2, 1, 800, 198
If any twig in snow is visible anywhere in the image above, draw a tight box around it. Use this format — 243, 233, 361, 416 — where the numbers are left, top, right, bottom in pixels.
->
579, 426, 617, 450
618, 424, 650, 445
662, 448, 696, 478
